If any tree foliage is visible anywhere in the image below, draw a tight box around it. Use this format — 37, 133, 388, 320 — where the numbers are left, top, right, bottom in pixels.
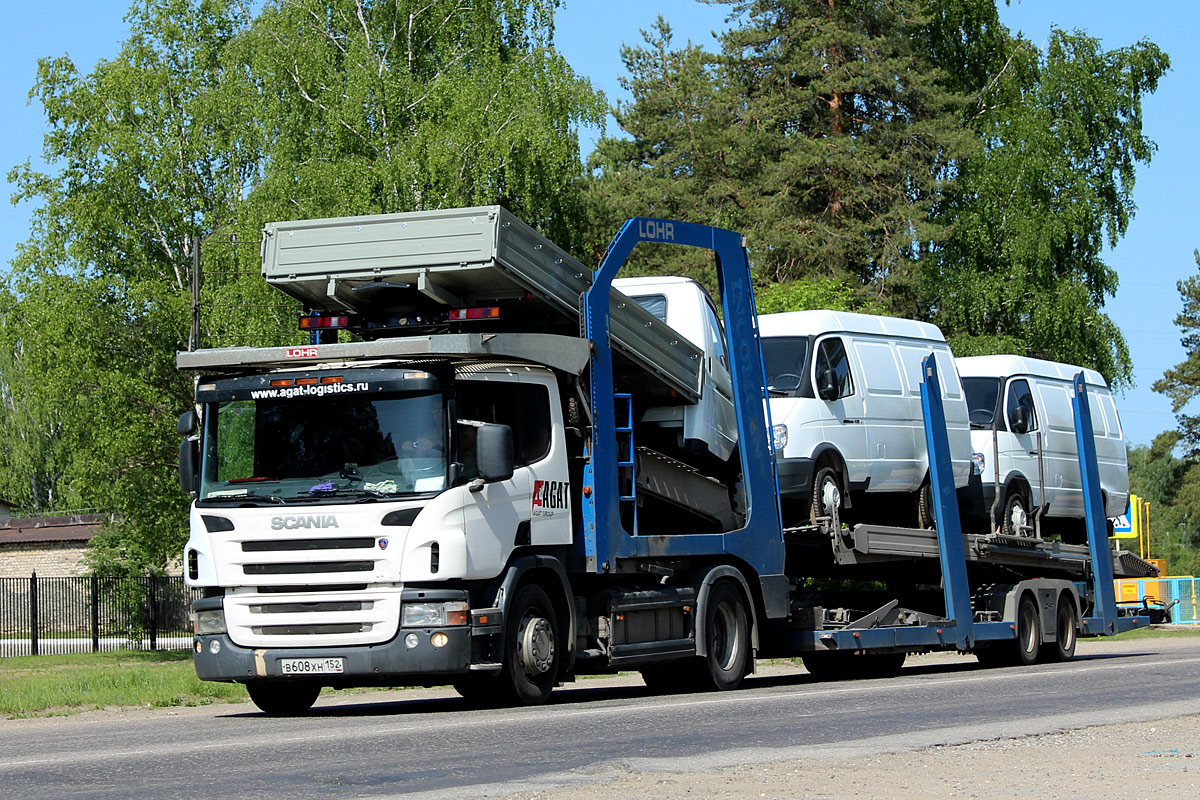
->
929, 30, 1168, 386
587, 1, 1167, 388
1154, 252, 1200, 456
0, 0, 602, 570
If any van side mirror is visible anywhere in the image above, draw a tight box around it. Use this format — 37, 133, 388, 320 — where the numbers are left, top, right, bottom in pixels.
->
475, 423, 514, 486
817, 369, 840, 401
1011, 405, 1029, 434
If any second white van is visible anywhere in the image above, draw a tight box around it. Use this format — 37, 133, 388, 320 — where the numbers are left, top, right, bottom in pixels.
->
759, 310, 974, 528
957, 355, 1129, 541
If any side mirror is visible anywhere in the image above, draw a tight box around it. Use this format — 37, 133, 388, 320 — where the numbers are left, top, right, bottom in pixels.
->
178, 439, 199, 495
177, 410, 198, 437
1011, 405, 1029, 434
474, 423, 514, 486
817, 369, 839, 401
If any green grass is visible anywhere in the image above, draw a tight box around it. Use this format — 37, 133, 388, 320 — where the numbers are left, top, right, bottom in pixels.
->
0, 650, 247, 718
1108, 624, 1200, 640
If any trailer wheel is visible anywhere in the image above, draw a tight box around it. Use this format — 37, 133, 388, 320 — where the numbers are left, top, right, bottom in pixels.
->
697, 581, 750, 691
810, 466, 843, 531
999, 487, 1032, 537
246, 681, 321, 716
498, 584, 560, 705
1013, 593, 1041, 665
1045, 594, 1077, 663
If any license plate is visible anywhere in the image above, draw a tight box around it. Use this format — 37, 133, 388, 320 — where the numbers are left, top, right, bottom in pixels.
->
280, 657, 344, 675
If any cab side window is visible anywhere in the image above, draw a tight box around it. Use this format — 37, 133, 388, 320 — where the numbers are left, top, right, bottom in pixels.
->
1006, 379, 1038, 432
457, 381, 552, 468
815, 337, 855, 399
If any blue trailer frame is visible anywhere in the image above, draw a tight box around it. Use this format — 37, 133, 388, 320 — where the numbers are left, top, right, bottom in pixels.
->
575, 216, 1140, 655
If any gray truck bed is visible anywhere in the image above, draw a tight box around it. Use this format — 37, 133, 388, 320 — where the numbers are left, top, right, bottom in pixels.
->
259, 206, 703, 403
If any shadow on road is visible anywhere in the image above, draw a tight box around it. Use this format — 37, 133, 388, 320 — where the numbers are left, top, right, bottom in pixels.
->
218, 649, 1150, 719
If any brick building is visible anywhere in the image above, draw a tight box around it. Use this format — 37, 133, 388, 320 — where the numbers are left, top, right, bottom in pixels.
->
0, 512, 105, 576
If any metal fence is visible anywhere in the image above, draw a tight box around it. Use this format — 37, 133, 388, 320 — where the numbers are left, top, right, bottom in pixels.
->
0, 574, 201, 657
1114, 577, 1200, 624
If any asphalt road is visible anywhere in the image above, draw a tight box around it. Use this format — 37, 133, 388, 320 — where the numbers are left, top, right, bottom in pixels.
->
1, 636, 1198, 800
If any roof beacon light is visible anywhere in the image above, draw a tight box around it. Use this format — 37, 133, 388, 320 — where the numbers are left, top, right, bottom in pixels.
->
448, 306, 501, 322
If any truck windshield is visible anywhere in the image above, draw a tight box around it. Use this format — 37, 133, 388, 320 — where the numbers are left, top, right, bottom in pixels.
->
761, 336, 810, 395
199, 391, 446, 503
963, 377, 1002, 428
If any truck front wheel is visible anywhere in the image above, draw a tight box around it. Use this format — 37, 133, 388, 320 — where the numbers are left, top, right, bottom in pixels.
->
499, 584, 560, 705
246, 681, 321, 716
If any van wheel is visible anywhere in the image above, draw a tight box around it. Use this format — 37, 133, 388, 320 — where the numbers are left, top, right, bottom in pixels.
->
916, 479, 935, 529
999, 487, 1032, 537
810, 466, 843, 531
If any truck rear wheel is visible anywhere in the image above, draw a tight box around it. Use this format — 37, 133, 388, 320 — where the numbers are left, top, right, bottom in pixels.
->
976, 593, 1040, 667
498, 584, 560, 705
246, 681, 321, 716
697, 581, 750, 690
1044, 594, 1077, 663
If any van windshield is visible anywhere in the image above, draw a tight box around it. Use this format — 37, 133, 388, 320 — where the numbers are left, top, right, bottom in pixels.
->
762, 337, 810, 396
963, 377, 1002, 428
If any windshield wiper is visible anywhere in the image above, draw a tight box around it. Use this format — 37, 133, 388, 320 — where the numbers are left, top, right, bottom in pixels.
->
200, 493, 286, 505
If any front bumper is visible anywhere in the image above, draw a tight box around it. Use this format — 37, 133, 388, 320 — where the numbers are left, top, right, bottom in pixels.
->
191, 587, 495, 685
192, 627, 472, 685
775, 456, 816, 500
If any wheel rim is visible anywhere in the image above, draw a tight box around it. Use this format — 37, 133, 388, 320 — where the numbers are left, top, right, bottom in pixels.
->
710, 601, 740, 672
1006, 495, 1029, 536
819, 475, 840, 522
518, 614, 555, 677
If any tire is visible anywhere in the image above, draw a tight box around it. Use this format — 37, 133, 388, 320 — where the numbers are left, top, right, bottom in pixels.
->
696, 581, 750, 690
916, 479, 935, 529
999, 486, 1032, 537
246, 681, 321, 717
1013, 593, 1041, 666
810, 465, 844, 530
497, 584, 560, 706
1044, 594, 1078, 663
976, 593, 1041, 667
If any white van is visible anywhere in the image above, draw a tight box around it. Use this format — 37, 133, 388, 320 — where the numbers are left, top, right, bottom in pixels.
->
759, 310, 974, 528
956, 355, 1129, 540
613, 276, 737, 464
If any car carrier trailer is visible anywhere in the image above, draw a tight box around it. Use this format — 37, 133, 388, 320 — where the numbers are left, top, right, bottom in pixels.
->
178, 208, 1147, 714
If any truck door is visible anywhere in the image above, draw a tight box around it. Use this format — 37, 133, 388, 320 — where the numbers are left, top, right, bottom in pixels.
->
813, 336, 867, 487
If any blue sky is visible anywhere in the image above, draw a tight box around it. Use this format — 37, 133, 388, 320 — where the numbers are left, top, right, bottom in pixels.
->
3, 1, 1197, 447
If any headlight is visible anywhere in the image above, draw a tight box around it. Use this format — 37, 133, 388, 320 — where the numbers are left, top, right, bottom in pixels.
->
191, 608, 227, 635
772, 424, 789, 452
402, 601, 469, 628
971, 452, 985, 476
